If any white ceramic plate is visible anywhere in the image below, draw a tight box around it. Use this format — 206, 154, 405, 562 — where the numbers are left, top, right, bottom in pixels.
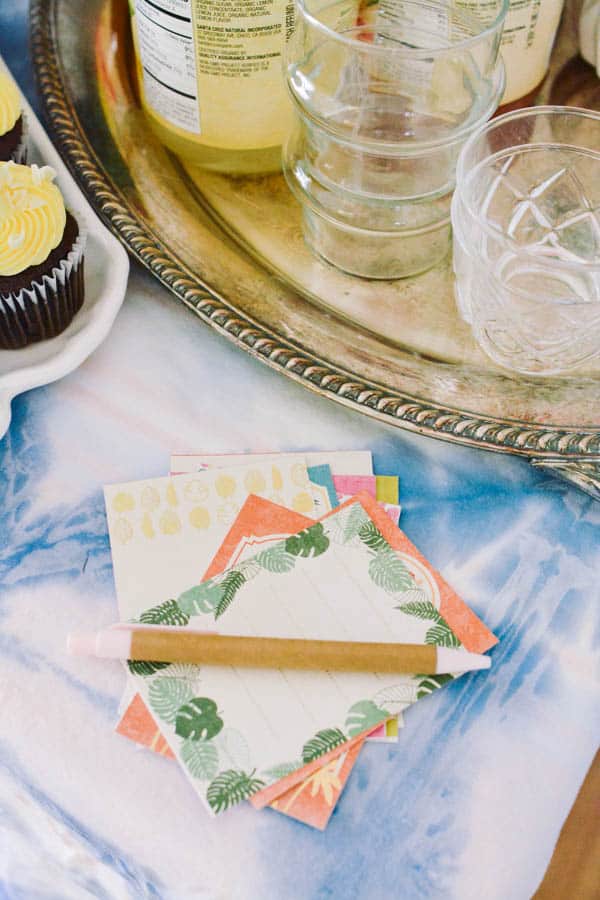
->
0, 56, 129, 438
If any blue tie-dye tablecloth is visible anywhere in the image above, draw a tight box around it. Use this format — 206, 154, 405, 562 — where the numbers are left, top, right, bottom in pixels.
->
1, 5, 599, 898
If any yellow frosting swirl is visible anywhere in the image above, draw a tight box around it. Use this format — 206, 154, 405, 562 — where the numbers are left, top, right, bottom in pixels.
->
0, 162, 66, 277
0, 72, 20, 136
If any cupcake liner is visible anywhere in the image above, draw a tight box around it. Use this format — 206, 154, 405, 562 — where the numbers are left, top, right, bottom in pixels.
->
0, 221, 87, 350
12, 111, 28, 164
0, 112, 28, 165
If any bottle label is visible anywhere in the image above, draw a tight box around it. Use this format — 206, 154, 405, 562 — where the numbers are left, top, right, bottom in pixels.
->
369, 0, 564, 106
367, 0, 451, 99
375, 0, 450, 40
190, 0, 294, 149
455, 0, 565, 103
132, 0, 201, 134
131, 0, 298, 148
369, 2, 475, 122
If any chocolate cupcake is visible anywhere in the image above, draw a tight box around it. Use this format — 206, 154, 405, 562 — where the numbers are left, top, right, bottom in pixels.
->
0, 71, 27, 164
0, 162, 86, 349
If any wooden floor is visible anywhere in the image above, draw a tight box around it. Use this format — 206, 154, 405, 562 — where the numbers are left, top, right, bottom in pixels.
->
534, 751, 600, 899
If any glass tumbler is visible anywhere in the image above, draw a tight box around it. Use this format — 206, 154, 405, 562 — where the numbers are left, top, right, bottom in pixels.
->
284, 0, 507, 279
452, 106, 600, 375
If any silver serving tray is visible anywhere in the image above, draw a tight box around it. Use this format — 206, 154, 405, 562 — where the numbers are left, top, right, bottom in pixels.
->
30, 0, 600, 497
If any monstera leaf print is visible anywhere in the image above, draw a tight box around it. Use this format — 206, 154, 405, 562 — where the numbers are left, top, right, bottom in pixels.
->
255, 545, 297, 573
175, 697, 224, 741
354, 521, 416, 596
181, 738, 219, 780
178, 568, 249, 620
416, 673, 454, 699
372, 683, 419, 712
302, 727, 347, 763
177, 581, 224, 616
148, 677, 194, 724
207, 769, 265, 813
368, 546, 414, 594
139, 598, 190, 626
345, 700, 389, 737
285, 523, 330, 558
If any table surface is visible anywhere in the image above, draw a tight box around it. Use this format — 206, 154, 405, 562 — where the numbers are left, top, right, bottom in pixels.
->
1, 3, 600, 898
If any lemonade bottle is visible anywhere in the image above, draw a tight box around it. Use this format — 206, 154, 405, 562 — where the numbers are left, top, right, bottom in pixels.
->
128, 0, 296, 174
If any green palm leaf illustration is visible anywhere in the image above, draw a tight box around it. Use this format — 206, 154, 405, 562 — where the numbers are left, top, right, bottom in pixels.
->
255, 545, 297, 573
175, 697, 224, 741
424, 622, 461, 648
368, 547, 415, 594
148, 677, 194, 724
302, 727, 347, 763
127, 659, 170, 676
181, 737, 219, 780
372, 683, 418, 710
214, 570, 246, 619
342, 504, 370, 543
397, 600, 441, 621
285, 523, 330, 558
358, 520, 388, 552
261, 761, 304, 781
345, 700, 389, 737
416, 673, 455, 699
207, 769, 265, 813
178, 581, 224, 616
238, 559, 261, 580
139, 598, 189, 626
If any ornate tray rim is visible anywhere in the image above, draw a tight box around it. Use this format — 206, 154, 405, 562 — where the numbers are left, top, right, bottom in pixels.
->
29, 0, 600, 499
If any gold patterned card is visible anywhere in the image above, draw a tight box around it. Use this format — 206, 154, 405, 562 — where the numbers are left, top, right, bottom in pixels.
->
104, 461, 318, 620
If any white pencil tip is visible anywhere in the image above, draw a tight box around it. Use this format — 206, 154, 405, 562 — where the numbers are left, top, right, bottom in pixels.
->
436, 647, 492, 673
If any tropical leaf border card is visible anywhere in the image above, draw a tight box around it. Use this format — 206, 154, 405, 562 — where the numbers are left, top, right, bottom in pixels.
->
125, 492, 497, 816
116, 683, 367, 830
115, 494, 407, 755
115, 495, 373, 827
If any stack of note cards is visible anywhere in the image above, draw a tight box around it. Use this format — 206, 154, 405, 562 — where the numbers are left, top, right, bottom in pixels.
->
100, 450, 497, 830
